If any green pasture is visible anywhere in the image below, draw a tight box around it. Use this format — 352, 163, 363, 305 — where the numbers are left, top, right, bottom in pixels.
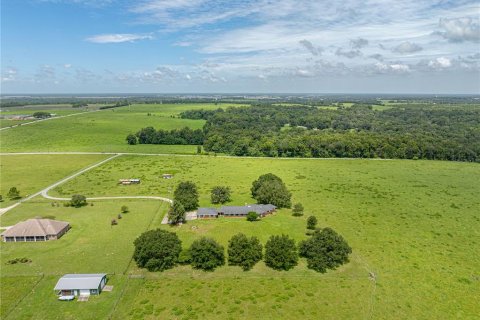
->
0, 154, 108, 208
0, 120, 32, 129
50, 155, 480, 318
0, 103, 235, 153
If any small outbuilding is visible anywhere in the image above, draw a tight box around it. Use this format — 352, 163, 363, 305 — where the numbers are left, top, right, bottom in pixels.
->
162, 174, 174, 179
118, 178, 141, 185
1, 218, 70, 242
54, 274, 107, 297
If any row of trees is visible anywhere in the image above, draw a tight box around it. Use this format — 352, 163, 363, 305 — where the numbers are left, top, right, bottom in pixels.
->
127, 127, 204, 145
133, 226, 351, 273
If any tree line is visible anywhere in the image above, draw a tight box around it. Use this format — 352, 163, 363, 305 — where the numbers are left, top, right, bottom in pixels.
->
127, 127, 204, 145
133, 224, 351, 273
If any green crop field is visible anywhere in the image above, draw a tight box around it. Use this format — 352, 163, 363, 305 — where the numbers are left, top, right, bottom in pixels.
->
0, 103, 232, 153
0, 154, 108, 208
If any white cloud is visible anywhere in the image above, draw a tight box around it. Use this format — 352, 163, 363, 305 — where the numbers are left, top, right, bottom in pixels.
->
438, 17, 480, 42
392, 41, 423, 54
1, 67, 18, 82
64, 64, 72, 68
428, 57, 452, 68
375, 62, 410, 73
86, 33, 153, 43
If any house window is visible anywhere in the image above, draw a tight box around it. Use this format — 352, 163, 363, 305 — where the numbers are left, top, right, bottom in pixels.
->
5, 237, 14, 242
91, 289, 98, 294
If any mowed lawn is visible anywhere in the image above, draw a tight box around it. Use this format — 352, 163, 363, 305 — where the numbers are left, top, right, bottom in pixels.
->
0, 154, 109, 208
51, 155, 480, 319
0, 103, 233, 153
0, 199, 167, 320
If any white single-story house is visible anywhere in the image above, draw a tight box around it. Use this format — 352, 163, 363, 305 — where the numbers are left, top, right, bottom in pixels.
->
54, 274, 107, 296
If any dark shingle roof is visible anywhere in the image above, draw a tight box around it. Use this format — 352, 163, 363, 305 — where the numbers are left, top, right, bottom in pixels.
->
220, 204, 276, 215
197, 208, 218, 216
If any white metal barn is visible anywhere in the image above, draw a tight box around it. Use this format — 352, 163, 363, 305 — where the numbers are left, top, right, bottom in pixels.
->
54, 274, 107, 296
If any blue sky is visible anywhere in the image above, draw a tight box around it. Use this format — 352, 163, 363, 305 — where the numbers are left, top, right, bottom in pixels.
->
1, 0, 479, 93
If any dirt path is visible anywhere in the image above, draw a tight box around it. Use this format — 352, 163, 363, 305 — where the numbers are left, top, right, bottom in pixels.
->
0, 110, 101, 131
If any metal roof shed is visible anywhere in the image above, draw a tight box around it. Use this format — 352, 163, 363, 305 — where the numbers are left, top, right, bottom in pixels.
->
54, 274, 107, 296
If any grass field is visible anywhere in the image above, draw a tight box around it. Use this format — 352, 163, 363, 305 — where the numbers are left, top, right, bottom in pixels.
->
0, 103, 233, 153
0, 102, 479, 319
0, 154, 108, 208
45, 154, 480, 318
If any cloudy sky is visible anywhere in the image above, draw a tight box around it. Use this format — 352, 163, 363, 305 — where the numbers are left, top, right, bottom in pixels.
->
1, 0, 479, 93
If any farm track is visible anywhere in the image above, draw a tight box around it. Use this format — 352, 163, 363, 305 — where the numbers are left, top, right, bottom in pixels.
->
0, 110, 101, 131
0, 151, 393, 161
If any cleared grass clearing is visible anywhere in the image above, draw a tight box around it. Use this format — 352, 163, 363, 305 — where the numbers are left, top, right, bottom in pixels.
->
112, 273, 372, 320
0, 103, 235, 153
0, 154, 109, 208
51, 155, 480, 318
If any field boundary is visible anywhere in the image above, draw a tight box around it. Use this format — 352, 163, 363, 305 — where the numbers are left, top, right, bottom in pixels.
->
2, 274, 44, 320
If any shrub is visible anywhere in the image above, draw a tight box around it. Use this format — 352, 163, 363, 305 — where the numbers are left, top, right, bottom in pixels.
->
126, 133, 137, 145
189, 237, 225, 271
7, 187, 20, 200
210, 186, 231, 204
264, 235, 298, 271
6, 257, 32, 265
133, 229, 182, 272
70, 194, 87, 207
118, 214, 122, 219
307, 216, 318, 230
246, 211, 259, 222
111, 219, 118, 226
121, 205, 129, 213
292, 203, 304, 216
299, 228, 352, 273
228, 233, 263, 271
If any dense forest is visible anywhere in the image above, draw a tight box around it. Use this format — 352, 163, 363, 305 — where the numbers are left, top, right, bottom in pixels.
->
131, 104, 479, 162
